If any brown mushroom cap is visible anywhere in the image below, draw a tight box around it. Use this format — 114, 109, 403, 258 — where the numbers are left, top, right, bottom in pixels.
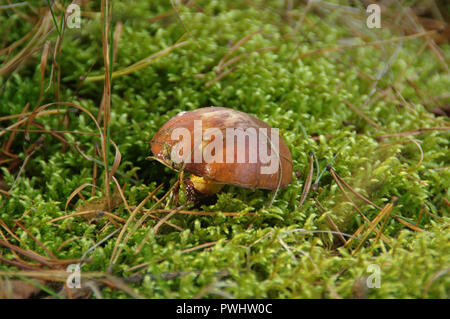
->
151, 107, 293, 190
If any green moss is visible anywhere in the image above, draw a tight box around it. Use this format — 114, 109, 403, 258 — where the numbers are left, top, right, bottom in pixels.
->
0, 0, 449, 298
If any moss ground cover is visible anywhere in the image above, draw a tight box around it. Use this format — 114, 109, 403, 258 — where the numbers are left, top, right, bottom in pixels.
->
0, 0, 449, 298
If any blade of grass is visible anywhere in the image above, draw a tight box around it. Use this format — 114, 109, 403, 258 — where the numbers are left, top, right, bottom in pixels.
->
85, 41, 190, 82
298, 151, 314, 208
353, 198, 397, 254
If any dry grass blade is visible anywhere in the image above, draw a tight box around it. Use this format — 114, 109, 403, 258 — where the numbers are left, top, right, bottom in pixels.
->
2, 103, 30, 155
393, 216, 425, 232
391, 85, 418, 114
372, 205, 393, 247
376, 126, 450, 139
180, 241, 217, 254
0, 270, 140, 299
423, 205, 442, 220
342, 99, 380, 129
149, 9, 173, 23
313, 198, 346, 244
108, 140, 122, 179
144, 209, 249, 216
91, 145, 100, 197
23, 102, 105, 144
406, 78, 440, 110
263, 129, 284, 208
170, 0, 197, 45
344, 223, 365, 249
205, 47, 277, 87
64, 183, 97, 213
278, 236, 298, 265
135, 209, 179, 254
38, 41, 51, 104
353, 198, 397, 254
80, 229, 120, 266
135, 202, 195, 253
0, 217, 21, 241
0, 255, 43, 271
112, 21, 123, 63
48, 210, 126, 224
0, 269, 105, 282
146, 214, 183, 232
9, 148, 38, 191
416, 204, 424, 226
0, 239, 54, 268
329, 167, 390, 245
0, 278, 43, 299
85, 41, 190, 82
283, 228, 359, 240
0, 16, 40, 55
296, 29, 439, 59
219, 46, 278, 71
205, 64, 240, 87
422, 268, 450, 297
126, 242, 218, 274
332, 169, 381, 210
109, 184, 164, 269
404, 8, 448, 72
405, 139, 424, 172
17, 102, 119, 221
0, 269, 145, 298
4, 128, 99, 137
298, 152, 314, 208
0, 110, 65, 138
0, 11, 53, 77
0, 109, 64, 123
119, 180, 181, 251
111, 176, 132, 215
326, 282, 342, 299
100, 0, 113, 211
57, 237, 81, 253
14, 222, 56, 260
217, 28, 262, 73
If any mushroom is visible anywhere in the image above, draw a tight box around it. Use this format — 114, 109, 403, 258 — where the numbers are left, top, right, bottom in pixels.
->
150, 107, 293, 199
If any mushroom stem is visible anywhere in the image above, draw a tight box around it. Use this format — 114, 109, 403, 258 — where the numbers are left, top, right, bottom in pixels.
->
189, 175, 224, 195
